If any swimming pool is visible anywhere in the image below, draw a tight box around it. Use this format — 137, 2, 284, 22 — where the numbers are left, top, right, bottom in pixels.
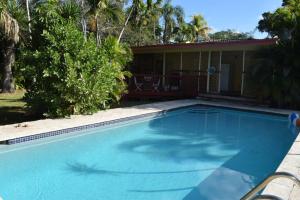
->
0, 106, 296, 200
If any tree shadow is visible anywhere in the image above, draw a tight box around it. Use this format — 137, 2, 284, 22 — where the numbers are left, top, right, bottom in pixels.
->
0, 107, 41, 125
118, 107, 242, 163
116, 106, 295, 199
66, 161, 217, 176
128, 186, 195, 193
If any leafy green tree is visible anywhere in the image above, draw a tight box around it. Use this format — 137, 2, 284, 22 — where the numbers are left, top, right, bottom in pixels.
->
209, 29, 252, 40
251, 0, 300, 108
22, 0, 132, 117
258, 0, 300, 42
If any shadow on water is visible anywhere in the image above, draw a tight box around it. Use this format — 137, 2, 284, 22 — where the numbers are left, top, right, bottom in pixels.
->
117, 107, 295, 200
66, 107, 294, 200
128, 186, 195, 193
66, 161, 217, 176
118, 108, 241, 163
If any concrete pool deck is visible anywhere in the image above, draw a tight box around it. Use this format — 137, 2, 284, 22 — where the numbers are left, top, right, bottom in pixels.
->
0, 99, 299, 199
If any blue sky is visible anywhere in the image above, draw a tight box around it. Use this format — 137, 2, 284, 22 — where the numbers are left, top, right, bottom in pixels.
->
172, 0, 283, 38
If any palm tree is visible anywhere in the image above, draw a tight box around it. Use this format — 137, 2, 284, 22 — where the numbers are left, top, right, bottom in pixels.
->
87, 0, 123, 45
0, 2, 20, 93
145, 0, 163, 42
118, 0, 145, 43
161, 0, 184, 43
190, 14, 210, 42
78, 0, 88, 40
174, 22, 193, 43
86, 0, 105, 45
19, 0, 40, 39
25, 0, 32, 39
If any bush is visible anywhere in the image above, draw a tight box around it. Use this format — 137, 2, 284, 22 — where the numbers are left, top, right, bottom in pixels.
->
249, 43, 300, 108
22, 1, 132, 117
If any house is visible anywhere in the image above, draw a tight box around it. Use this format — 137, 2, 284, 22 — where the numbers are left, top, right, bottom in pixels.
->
127, 39, 276, 99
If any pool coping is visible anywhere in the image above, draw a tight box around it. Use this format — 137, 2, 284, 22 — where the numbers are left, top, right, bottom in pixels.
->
0, 99, 200, 144
0, 99, 299, 199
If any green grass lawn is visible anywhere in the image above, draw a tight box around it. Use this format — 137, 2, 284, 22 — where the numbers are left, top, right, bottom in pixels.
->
0, 90, 40, 125
0, 90, 158, 126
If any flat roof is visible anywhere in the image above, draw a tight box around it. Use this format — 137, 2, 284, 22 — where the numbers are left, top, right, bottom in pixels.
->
132, 39, 277, 53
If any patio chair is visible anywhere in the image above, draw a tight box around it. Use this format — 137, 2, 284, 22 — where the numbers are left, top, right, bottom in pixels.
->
152, 78, 160, 92
134, 77, 143, 92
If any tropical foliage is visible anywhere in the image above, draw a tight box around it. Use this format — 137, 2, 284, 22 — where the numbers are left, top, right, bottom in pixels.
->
0, 0, 24, 93
3, 0, 275, 117
20, 0, 132, 117
252, 0, 300, 108
209, 29, 252, 40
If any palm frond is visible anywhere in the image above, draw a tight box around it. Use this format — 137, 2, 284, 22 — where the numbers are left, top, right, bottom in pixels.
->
0, 10, 20, 42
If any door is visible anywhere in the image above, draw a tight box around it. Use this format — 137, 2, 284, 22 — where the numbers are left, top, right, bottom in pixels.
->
220, 64, 230, 92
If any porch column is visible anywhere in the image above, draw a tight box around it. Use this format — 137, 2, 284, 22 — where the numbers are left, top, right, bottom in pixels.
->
206, 51, 211, 93
241, 50, 246, 96
218, 51, 223, 93
197, 51, 202, 92
163, 52, 166, 88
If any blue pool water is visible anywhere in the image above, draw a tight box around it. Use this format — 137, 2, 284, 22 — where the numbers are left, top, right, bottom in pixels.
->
0, 106, 296, 200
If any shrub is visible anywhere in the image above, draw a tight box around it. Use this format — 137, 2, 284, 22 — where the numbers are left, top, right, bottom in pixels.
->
22, 0, 132, 117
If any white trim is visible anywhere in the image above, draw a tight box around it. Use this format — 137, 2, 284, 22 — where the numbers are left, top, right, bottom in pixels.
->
241, 50, 246, 96
218, 51, 223, 93
206, 51, 211, 93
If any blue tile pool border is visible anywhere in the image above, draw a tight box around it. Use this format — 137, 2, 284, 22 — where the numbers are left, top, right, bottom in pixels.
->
1, 103, 288, 145
3, 111, 167, 145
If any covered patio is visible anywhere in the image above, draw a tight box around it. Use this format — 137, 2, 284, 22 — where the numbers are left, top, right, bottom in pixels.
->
126, 39, 276, 99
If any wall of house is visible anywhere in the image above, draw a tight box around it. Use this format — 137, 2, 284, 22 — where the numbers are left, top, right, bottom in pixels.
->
182, 52, 199, 72
165, 53, 181, 74
199, 52, 209, 92
209, 51, 221, 93
131, 48, 260, 97
221, 51, 243, 95
131, 53, 163, 75
181, 52, 200, 94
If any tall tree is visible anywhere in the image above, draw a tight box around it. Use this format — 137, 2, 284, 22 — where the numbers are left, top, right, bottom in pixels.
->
190, 14, 209, 42
0, 1, 21, 93
258, 0, 300, 45
145, 0, 163, 41
25, 0, 32, 39
118, 0, 145, 43
173, 22, 193, 43
251, 0, 300, 108
161, 0, 184, 43
87, 0, 124, 45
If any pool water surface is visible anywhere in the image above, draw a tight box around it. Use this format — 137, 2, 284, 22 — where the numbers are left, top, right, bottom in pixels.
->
0, 106, 296, 200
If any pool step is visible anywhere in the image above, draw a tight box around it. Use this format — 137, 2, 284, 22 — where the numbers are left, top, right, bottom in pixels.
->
197, 94, 257, 105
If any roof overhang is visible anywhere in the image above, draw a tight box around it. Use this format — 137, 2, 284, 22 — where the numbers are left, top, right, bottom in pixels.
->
132, 39, 277, 54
